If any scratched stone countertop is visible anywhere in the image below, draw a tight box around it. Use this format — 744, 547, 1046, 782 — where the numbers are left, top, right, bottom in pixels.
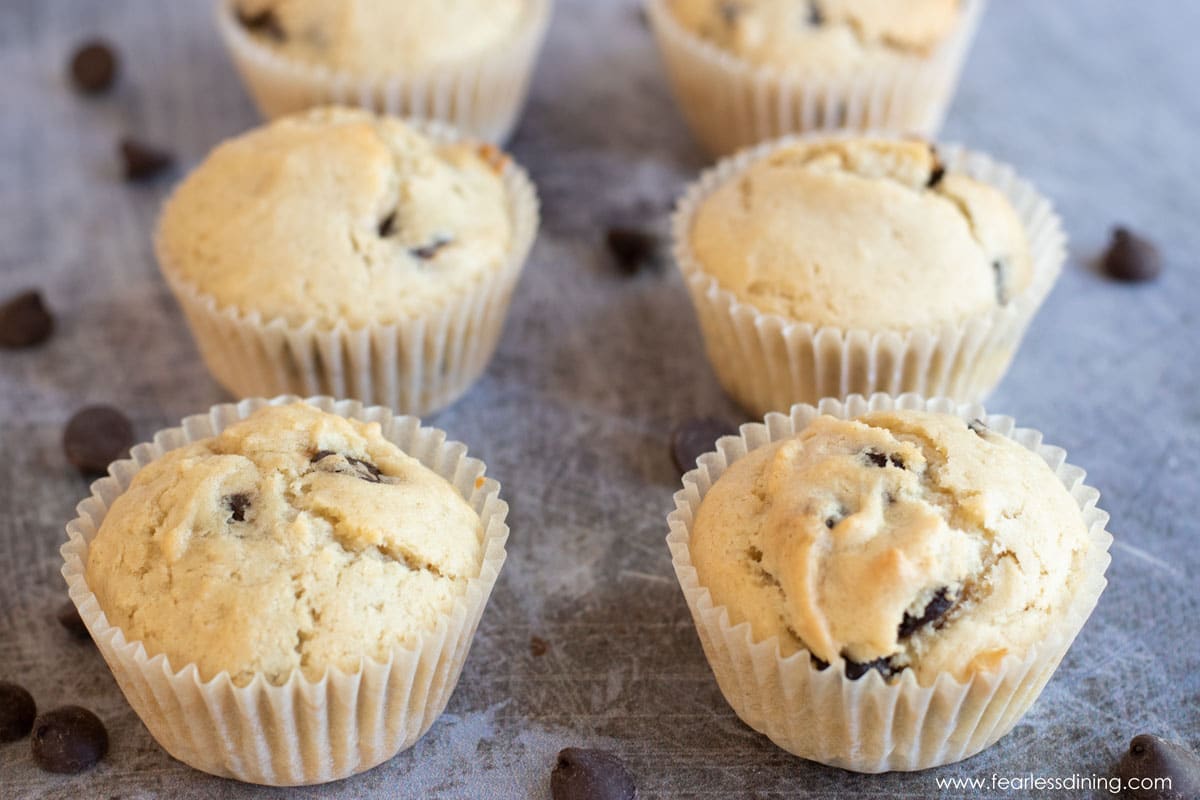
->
1, 1, 1198, 798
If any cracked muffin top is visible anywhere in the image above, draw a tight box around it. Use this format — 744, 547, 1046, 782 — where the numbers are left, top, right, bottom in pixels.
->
686, 137, 1032, 330
689, 409, 1092, 685
231, 0, 527, 74
667, 0, 962, 69
85, 403, 483, 686
156, 107, 513, 327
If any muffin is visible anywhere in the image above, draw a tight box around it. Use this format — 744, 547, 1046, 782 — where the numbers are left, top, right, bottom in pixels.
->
672, 134, 1065, 415
216, 0, 552, 142
646, 0, 985, 154
667, 394, 1112, 772
62, 397, 510, 785
156, 108, 539, 416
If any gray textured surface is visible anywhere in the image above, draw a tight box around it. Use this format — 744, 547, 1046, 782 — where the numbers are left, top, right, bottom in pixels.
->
1, 0, 1198, 797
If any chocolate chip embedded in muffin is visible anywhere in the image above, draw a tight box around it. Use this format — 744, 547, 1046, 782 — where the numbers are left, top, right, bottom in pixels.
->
0, 289, 54, 348
897, 587, 955, 639
807, 1, 824, 26
225, 493, 252, 523
30, 706, 109, 774
69, 40, 118, 95
63, 405, 135, 476
862, 448, 905, 469
236, 6, 286, 42
0, 682, 36, 742
1102, 226, 1162, 283
1116, 734, 1200, 800
551, 748, 636, 800
311, 450, 383, 482
412, 237, 453, 261
843, 655, 899, 681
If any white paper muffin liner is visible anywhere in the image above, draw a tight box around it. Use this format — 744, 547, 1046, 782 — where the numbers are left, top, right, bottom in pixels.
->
215, 0, 552, 143
672, 135, 1066, 417
666, 393, 1112, 772
646, 0, 985, 155
60, 395, 510, 786
156, 119, 540, 419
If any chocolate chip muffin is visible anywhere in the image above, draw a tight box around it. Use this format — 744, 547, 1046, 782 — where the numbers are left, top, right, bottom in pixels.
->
673, 134, 1064, 414
85, 402, 483, 686
156, 107, 539, 415
667, 0, 962, 70
689, 409, 1092, 685
688, 137, 1032, 330
217, 0, 551, 141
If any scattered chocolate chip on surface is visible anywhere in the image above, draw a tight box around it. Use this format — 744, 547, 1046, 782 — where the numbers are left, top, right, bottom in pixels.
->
0, 289, 54, 349
1102, 226, 1162, 282
0, 682, 37, 742
56, 600, 91, 641
530, 636, 550, 658
63, 405, 135, 476
119, 137, 174, 182
1117, 734, 1200, 800
551, 748, 636, 800
605, 226, 664, 275
670, 417, 737, 476
31, 706, 108, 774
69, 40, 118, 94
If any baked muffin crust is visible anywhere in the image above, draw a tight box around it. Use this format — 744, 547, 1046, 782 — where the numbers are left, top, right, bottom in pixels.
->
689, 409, 1091, 684
86, 403, 483, 686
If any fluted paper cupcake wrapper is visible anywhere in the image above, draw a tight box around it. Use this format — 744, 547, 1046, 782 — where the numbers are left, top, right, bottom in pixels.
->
646, 0, 984, 155
215, 0, 552, 143
666, 393, 1112, 773
672, 135, 1066, 417
156, 119, 540, 418
61, 395, 511, 786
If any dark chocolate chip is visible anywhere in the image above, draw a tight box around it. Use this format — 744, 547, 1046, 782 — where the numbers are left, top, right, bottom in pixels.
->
551, 748, 636, 800
605, 226, 664, 275
378, 212, 396, 237
311, 451, 382, 483
236, 6, 286, 41
411, 237, 452, 260
69, 40, 118, 95
63, 405, 134, 476
928, 164, 945, 188
119, 137, 174, 182
670, 417, 737, 476
0, 289, 54, 348
897, 587, 955, 639
824, 505, 850, 529
810, 654, 830, 671
808, 1, 824, 25
967, 418, 989, 437
530, 636, 550, 658
843, 656, 899, 681
226, 493, 251, 523
0, 682, 36, 742
1102, 226, 1162, 283
1117, 734, 1200, 800
719, 1, 742, 25
56, 601, 91, 642
862, 448, 906, 470
30, 706, 108, 774
746, 545, 763, 563
992, 259, 1009, 305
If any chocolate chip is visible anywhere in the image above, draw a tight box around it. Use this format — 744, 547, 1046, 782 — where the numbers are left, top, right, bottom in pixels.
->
226, 493, 251, 523
551, 748, 636, 800
808, 1, 824, 25
1102, 226, 1162, 283
862, 448, 904, 469
0, 682, 36, 743
69, 40, 118, 95
311, 451, 382, 483
605, 226, 664, 275
992, 259, 1009, 305
670, 417, 737, 476
119, 137, 173, 182
843, 656, 899, 681
411, 237, 452, 260
30, 706, 108, 774
928, 164, 945, 188
63, 405, 134, 476
1117, 734, 1200, 800
898, 587, 955, 639
378, 212, 396, 237
0, 289, 54, 348
719, 2, 742, 25
56, 601, 91, 642
530, 636, 550, 657
967, 418, 989, 437
824, 505, 849, 529
236, 6, 286, 41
